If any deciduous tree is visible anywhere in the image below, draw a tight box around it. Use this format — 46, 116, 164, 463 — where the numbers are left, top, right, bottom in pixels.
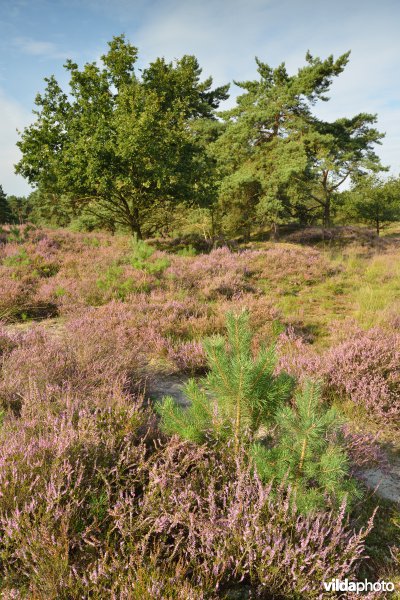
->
15, 35, 229, 237
341, 175, 400, 235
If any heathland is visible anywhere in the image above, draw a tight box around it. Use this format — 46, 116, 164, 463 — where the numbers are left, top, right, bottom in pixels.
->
1, 34, 400, 598
0, 223, 399, 598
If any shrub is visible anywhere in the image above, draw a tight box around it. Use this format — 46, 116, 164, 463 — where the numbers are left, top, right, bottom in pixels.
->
0, 305, 146, 415
0, 422, 375, 599
128, 235, 170, 275
324, 327, 400, 420
277, 325, 400, 421
96, 264, 152, 300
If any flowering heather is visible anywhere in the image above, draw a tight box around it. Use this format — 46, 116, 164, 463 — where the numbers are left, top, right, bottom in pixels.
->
342, 426, 391, 472
277, 325, 400, 421
253, 243, 333, 287
324, 327, 400, 421
0, 225, 397, 595
164, 246, 262, 299
0, 305, 148, 414
0, 410, 375, 599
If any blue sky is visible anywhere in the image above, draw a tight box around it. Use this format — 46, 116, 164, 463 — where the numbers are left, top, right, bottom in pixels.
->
1, 0, 399, 195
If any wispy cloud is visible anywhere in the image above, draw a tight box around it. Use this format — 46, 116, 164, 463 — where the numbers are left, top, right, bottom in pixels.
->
2, 0, 399, 194
13, 37, 69, 59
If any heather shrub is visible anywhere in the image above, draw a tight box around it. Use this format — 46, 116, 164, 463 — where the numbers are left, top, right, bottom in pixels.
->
165, 246, 262, 299
0, 325, 19, 356
0, 305, 147, 413
0, 328, 77, 413
324, 327, 400, 421
0, 396, 157, 598
165, 339, 206, 373
0, 271, 57, 322
0, 273, 35, 321
276, 326, 323, 381
253, 244, 333, 289
83, 441, 375, 599
0, 423, 375, 599
277, 325, 400, 421
2, 246, 59, 278
342, 426, 391, 472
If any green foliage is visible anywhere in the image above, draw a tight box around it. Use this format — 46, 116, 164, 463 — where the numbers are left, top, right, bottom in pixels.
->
252, 380, 360, 513
176, 244, 198, 256
6, 225, 27, 244
156, 311, 294, 451
212, 52, 385, 235
0, 186, 12, 224
340, 175, 400, 234
128, 235, 169, 274
157, 312, 360, 515
2, 248, 31, 268
96, 265, 144, 300
15, 35, 229, 238
6, 194, 32, 224
2, 246, 59, 279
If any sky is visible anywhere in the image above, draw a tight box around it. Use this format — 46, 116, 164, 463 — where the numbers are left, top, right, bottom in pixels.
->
0, 0, 399, 196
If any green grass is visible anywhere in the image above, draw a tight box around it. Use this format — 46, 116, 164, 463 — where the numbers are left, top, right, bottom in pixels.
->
262, 245, 400, 346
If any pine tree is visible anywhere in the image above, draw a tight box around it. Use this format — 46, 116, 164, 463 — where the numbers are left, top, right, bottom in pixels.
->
252, 380, 360, 513
0, 185, 12, 224
156, 311, 294, 452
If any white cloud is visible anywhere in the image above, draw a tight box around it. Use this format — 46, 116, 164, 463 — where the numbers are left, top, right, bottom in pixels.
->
0, 91, 33, 196
2, 0, 399, 194
13, 37, 69, 59
128, 0, 400, 175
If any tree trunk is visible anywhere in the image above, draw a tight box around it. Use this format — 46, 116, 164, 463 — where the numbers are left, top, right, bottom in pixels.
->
323, 197, 331, 228
129, 208, 142, 239
376, 219, 380, 236
271, 222, 279, 241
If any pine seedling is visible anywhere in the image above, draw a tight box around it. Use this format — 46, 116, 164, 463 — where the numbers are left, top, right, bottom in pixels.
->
129, 234, 169, 275
252, 380, 360, 513
156, 311, 294, 451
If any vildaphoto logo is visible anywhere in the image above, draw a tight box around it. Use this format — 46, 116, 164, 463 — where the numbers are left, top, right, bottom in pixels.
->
323, 578, 395, 594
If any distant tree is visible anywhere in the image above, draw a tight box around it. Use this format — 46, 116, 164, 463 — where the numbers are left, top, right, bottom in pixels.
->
0, 185, 12, 224
6, 194, 32, 224
15, 35, 229, 238
342, 175, 400, 235
301, 114, 385, 226
212, 52, 385, 234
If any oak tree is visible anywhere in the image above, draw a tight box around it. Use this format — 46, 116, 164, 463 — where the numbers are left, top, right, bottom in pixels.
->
15, 35, 229, 237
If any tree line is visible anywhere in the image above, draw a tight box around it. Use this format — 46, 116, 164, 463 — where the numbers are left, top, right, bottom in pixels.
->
1, 35, 399, 237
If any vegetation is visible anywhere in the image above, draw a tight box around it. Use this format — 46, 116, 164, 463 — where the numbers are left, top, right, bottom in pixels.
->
0, 185, 12, 224
0, 225, 398, 596
156, 311, 294, 450
157, 312, 359, 513
340, 175, 400, 235
15, 35, 228, 238
6, 36, 397, 239
0, 33, 399, 598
